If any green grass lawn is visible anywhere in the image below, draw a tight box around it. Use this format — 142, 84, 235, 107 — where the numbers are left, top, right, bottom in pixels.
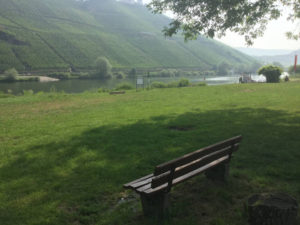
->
1, 83, 300, 225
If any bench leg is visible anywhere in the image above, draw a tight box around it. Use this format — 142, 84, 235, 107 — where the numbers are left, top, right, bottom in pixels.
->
205, 163, 229, 182
140, 192, 169, 218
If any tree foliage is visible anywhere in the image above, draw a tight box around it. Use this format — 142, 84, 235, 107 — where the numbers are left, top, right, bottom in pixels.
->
288, 65, 300, 74
128, 68, 137, 78
217, 61, 231, 75
272, 61, 284, 70
94, 57, 112, 79
148, 0, 300, 45
258, 65, 282, 83
3, 68, 18, 81
249, 61, 263, 73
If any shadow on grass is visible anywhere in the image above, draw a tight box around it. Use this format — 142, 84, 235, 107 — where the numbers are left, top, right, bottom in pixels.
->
1, 108, 300, 224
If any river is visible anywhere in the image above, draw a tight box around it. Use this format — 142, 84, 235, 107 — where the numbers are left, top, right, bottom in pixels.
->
0, 75, 264, 95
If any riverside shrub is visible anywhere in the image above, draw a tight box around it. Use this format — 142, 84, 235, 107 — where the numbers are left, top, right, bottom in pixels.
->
94, 57, 112, 79
178, 79, 189, 87
3, 68, 18, 82
116, 82, 134, 90
258, 65, 282, 83
151, 82, 167, 88
48, 72, 71, 80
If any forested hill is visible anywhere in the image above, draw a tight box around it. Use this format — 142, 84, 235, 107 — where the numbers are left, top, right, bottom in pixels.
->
0, 0, 255, 72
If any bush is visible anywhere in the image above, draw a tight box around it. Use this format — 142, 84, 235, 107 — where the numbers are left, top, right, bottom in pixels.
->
98, 88, 110, 93
182, 71, 200, 76
151, 82, 167, 88
36, 91, 45, 96
151, 79, 191, 89
149, 69, 180, 77
17, 77, 39, 82
114, 71, 125, 79
258, 65, 282, 83
23, 90, 34, 95
116, 82, 134, 90
167, 82, 179, 88
197, 82, 207, 86
0, 91, 12, 98
161, 69, 174, 77
3, 68, 18, 82
192, 71, 201, 76
78, 72, 91, 79
217, 61, 231, 75
178, 79, 189, 87
94, 57, 112, 79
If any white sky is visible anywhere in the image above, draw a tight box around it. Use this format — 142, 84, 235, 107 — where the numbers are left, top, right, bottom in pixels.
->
142, 0, 300, 50
218, 15, 300, 50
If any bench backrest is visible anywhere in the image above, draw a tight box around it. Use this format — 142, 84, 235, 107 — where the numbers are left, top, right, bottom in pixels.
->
151, 135, 242, 190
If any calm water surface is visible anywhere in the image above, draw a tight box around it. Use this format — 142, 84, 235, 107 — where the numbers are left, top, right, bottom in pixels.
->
0, 75, 259, 95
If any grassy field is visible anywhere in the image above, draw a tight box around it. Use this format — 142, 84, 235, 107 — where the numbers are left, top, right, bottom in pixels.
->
0, 82, 300, 225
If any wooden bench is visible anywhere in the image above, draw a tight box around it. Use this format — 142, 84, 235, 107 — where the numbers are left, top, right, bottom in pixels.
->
123, 135, 242, 217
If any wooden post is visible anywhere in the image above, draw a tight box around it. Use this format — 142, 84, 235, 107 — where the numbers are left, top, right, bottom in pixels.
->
294, 55, 298, 74
140, 192, 169, 218
205, 162, 229, 182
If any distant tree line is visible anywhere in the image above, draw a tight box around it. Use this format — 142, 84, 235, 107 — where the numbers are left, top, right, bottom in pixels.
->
288, 65, 300, 74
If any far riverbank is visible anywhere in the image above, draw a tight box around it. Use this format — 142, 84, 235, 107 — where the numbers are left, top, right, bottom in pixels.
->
0, 75, 241, 95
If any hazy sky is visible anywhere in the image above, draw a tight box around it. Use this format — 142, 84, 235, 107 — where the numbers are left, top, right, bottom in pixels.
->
142, 0, 299, 50
218, 15, 299, 50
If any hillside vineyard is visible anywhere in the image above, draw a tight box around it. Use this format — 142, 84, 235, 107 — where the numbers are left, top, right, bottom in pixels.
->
0, 0, 255, 72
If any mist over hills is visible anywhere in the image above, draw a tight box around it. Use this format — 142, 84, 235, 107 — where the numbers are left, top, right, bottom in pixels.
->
236, 47, 299, 67
0, 0, 255, 72
256, 49, 300, 67
236, 48, 294, 57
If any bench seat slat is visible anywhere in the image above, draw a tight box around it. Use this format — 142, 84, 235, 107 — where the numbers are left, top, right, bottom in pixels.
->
136, 183, 168, 194
123, 173, 153, 189
144, 156, 229, 195
130, 177, 153, 189
151, 145, 232, 188
154, 135, 242, 176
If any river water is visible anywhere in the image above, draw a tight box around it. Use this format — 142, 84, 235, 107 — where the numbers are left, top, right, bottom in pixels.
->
0, 75, 264, 95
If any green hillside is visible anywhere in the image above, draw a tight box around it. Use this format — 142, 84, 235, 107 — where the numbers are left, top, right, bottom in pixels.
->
0, 0, 255, 72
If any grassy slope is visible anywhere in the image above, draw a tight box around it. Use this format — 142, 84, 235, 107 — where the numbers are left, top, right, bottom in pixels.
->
0, 0, 255, 72
1, 82, 300, 225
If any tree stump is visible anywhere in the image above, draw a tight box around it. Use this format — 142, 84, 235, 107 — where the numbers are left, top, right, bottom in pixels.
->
248, 193, 298, 225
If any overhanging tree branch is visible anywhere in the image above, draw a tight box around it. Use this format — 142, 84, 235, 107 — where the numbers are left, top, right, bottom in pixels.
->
147, 0, 300, 45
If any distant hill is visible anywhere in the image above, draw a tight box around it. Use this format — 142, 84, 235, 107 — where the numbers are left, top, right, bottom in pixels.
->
256, 49, 300, 67
236, 47, 293, 57
0, 0, 256, 72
